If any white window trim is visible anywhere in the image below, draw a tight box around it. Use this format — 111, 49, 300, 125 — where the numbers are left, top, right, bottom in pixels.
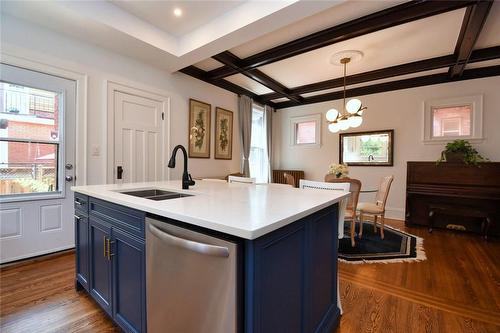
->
422, 95, 483, 144
289, 114, 321, 148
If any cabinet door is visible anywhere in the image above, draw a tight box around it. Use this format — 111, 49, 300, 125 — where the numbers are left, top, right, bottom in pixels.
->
89, 217, 112, 316
75, 213, 89, 291
111, 228, 146, 333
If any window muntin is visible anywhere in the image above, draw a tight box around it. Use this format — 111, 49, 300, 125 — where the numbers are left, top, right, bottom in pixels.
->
0, 82, 60, 195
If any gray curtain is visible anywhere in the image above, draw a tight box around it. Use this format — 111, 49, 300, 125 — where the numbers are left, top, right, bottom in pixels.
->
238, 95, 253, 176
264, 105, 274, 182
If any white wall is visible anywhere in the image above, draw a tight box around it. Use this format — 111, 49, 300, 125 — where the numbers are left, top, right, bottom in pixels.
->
273, 76, 500, 219
1, 15, 241, 184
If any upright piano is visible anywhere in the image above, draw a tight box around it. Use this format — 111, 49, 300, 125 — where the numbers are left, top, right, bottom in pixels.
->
406, 162, 500, 237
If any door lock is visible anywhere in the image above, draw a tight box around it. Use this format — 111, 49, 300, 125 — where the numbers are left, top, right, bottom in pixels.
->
65, 163, 73, 170
117, 166, 123, 180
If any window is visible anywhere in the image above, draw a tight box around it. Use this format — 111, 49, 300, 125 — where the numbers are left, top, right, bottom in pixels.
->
290, 114, 321, 147
249, 106, 269, 183
0, 82, 60, 196
423, 95, 483, 143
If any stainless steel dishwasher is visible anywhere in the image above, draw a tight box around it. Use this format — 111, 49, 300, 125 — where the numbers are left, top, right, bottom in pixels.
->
146, 217, 238, 333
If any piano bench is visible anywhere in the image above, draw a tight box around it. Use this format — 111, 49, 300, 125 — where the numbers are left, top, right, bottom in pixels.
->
428, 204, 492, 240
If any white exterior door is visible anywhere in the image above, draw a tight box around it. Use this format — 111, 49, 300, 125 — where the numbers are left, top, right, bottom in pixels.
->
113, 90, 166, 183
0, 64, 76, 263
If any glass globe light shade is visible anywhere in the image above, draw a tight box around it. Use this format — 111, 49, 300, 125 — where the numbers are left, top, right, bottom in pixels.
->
326, 108, 339, 122
338, 118, 350, 130
346, 99, 362, 114
349, 115, 363, 128
361, 135, 369, 142
328, 122, 340, 133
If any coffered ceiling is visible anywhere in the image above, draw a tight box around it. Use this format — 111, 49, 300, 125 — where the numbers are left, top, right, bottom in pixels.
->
185, 0, 500, 109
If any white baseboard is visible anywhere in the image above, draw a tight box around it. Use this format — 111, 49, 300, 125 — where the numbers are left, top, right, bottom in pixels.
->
384, 206, 405, 221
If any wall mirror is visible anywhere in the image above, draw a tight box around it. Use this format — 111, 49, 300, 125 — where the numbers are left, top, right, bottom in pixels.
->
339, 129, 394, 166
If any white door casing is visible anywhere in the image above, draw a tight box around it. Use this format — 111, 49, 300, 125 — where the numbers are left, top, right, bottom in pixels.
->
107, 82, 170, 184
0, 64, 76, 263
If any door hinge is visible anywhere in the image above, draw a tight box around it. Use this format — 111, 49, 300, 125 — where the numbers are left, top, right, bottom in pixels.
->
161, 112, 164, 120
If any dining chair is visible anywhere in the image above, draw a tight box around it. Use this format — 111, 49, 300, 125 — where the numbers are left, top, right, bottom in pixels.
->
224, 172, 244, 181
283, 173, 296, 187
228, 175, 256, 184
299, 179, 349, 315
357, 175, 394, 240
324, 175, 362, 247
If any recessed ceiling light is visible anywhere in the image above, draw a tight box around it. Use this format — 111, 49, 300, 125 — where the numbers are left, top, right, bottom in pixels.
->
173, 8, 182, 17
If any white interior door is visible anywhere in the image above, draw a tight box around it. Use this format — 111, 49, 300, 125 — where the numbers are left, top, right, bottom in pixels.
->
113, 90, 166, 184
0, 64, 76, 264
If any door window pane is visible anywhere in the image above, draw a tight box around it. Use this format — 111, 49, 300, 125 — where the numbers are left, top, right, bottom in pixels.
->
0, 83, 60, 141
432, 105, 471, 138
0, 142, 58, 194
0, 82, 60, 196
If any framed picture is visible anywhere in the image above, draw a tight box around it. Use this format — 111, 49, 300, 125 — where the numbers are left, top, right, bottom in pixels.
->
189, 99, 211, 158
339, 129, 394, 166
214, 107, 233, 160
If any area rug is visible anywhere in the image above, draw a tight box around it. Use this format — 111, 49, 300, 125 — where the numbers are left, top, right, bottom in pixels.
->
338, 221, 426, 264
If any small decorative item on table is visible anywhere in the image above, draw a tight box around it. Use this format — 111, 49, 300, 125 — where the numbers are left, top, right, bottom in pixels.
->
214, 107, 233, 160
189, 99, 211, 158
328, 163, 349, 178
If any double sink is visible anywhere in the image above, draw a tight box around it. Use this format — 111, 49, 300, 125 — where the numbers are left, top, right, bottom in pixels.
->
120, 189, 192, 201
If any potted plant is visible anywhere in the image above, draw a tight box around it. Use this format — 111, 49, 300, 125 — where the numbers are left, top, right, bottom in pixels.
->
438, 139, 488, 165
328, 163, 349, 178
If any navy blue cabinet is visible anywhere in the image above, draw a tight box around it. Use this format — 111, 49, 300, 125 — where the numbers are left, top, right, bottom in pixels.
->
89, 217, 113, 316
245, 204, 340, 333
112, 227, 146, 333
74, 213, 90, 291
75, 195, 146, 333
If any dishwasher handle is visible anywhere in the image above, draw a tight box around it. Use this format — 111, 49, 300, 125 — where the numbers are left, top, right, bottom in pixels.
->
148, 224, 230, 258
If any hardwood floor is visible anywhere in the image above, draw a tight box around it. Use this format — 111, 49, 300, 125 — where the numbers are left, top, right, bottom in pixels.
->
337, 220, 500, 333
1, 219, 499, 332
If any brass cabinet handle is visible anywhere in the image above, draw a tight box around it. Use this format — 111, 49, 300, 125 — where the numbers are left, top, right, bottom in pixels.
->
75, 199, 83, 206
106, 238, 115, 260
74, 215, 81, 221
103, 236, 107, 258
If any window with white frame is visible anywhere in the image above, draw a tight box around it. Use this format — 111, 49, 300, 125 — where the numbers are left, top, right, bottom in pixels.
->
290, 114, 321, 147
249, 105, 269, 183
423, 95, 483, 143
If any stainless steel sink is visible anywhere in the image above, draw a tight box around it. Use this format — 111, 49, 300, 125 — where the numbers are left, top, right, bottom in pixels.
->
120, 189, 192, 201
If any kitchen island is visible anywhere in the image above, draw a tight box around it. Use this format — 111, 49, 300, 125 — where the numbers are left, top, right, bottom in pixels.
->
72, 180, 348, 333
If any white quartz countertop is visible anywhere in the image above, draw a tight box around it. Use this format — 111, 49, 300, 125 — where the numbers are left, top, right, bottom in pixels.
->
72, 180, 348, 240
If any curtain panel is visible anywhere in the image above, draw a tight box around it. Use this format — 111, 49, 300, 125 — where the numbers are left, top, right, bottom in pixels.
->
238, 95, 253, 176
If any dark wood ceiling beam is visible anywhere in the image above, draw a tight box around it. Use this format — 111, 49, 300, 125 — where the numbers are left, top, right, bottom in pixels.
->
212, 51, 302, 103
207, 0, 476, 80
273, 65, 500, 109
260, 46, 500, 102
449, 1, 493, 78
179, 66, 272, 106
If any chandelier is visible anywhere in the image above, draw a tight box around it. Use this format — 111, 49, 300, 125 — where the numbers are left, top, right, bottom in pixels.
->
326, 51, 367, 133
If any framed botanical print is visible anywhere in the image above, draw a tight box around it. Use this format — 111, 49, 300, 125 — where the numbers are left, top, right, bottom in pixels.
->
214, 107, 233, 160
188, 99, 211, 158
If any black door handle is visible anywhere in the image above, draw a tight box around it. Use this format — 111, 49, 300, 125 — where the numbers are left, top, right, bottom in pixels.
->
117, 166, 123, 180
